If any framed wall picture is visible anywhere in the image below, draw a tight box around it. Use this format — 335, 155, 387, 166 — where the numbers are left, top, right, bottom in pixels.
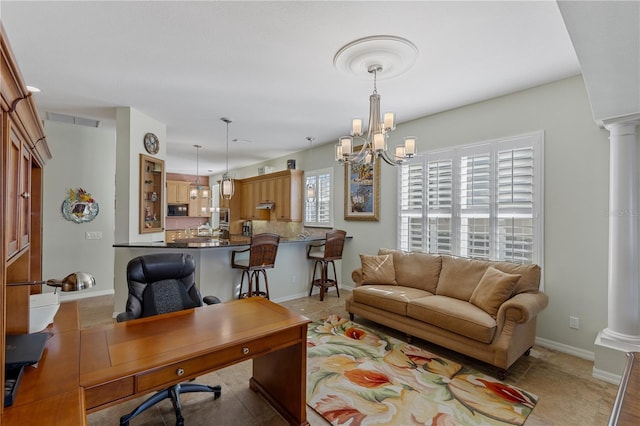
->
344, 153, 380, 221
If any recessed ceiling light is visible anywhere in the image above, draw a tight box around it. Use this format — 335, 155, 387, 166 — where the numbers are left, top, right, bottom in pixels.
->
26, 85, 41, 93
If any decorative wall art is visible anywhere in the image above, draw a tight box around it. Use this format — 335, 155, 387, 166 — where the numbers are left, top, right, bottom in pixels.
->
344, 151, 380, 221
61, 188, 99, 223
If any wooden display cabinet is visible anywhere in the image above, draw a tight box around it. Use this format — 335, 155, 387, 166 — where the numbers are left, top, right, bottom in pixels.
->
139, 154, 165, 233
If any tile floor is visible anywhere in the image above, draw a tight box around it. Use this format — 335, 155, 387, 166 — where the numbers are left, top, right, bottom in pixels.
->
81, 290, 618, 425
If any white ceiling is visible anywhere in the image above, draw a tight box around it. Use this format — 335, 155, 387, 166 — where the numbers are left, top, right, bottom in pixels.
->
0, 1, 580, 175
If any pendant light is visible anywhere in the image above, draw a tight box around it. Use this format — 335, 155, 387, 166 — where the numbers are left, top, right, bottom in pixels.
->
305, 137, 316, 203
190, 144, 202, 200
220, 117, 235, 200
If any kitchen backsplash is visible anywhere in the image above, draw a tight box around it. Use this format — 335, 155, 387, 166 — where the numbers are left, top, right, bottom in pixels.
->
165, 216, 208, 231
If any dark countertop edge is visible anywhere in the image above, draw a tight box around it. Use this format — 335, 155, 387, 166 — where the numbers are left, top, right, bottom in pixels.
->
112, 235, 350, 249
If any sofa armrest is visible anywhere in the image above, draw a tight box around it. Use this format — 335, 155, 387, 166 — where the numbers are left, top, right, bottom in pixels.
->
498, 291, 549, 324
352, 268, 364, 287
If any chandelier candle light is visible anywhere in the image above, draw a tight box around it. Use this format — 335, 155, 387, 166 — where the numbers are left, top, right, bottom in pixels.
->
336, 64, 416, 166
220, 117, 235, 200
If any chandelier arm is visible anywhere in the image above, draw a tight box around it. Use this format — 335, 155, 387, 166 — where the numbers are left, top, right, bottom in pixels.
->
379, 149, 403, 166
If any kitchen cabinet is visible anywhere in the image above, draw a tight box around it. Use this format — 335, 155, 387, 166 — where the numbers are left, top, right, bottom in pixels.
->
259, 178, 275, 203
235, 170, 302, 222
274, 171, 302, 221
239, 181, 269, 220
166, 180, 190, 204
139, 154, 165, 233
188, 186, 212, 217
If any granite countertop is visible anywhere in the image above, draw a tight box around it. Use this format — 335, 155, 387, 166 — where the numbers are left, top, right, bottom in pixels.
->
113, 235, 330, 249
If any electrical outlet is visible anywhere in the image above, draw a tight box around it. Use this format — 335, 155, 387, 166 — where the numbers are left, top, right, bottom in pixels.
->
85, 231, 103, 240
291, 275, 297, 284
569, 316, 580, 329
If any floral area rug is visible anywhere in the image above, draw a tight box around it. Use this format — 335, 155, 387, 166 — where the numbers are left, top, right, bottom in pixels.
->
306, 315, 538, 426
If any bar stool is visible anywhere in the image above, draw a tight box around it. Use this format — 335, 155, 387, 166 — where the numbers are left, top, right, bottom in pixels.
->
306, 229, 346, 301
231, 233, 280, 299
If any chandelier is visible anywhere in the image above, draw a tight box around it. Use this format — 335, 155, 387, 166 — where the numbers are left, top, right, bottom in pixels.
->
220, 117, 235, 200
335, 64, 416, 166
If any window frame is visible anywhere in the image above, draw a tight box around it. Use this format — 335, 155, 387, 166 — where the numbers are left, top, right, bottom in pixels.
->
304, 167, 334, 228
397, 131, 544, 267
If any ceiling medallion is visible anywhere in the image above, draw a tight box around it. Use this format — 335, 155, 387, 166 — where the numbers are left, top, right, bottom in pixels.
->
333, 35, 419, 80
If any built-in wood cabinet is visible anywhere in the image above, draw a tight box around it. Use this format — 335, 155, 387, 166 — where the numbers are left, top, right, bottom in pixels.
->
139, 154, 165, 233
2, 24, 52, 421
236, 170, 302, 222
166, 180, 190, 204
239, 180, 268, 220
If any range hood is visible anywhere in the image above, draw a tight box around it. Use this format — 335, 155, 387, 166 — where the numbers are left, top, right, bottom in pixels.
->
256, 202, 275, 210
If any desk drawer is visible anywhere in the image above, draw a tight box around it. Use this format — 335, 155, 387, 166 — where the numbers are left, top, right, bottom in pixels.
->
137, 327, 301, 392
84, 377, 134, 410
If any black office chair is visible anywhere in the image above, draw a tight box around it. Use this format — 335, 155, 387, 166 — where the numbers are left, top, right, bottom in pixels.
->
231, 233, 280, 299
116, 253, 222, 426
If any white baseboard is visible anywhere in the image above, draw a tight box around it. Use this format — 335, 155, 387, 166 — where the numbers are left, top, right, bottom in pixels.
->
592, 367, 622, 385
534, 337, 595, 361
272, 291, 309, 303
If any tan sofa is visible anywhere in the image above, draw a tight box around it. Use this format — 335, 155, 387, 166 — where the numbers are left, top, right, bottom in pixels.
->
345, 248, 548, 378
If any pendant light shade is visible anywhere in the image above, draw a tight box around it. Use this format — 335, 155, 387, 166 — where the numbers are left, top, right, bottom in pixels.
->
220, 117, 235, 200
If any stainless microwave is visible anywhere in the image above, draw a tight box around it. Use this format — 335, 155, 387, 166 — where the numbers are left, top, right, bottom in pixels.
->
167, 205, 188, 216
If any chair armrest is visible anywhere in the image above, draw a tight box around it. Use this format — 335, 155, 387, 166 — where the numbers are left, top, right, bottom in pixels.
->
231, 248, 250, 266
203, 295, 221, 305
352, 268, 364, 287
497, 291, 549, 324
306, 242, 326, 258
116, 312, 136, 323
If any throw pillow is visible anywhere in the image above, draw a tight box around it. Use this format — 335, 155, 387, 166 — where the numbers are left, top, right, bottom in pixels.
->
360, 254, 397, 285
469, 267, 521, 317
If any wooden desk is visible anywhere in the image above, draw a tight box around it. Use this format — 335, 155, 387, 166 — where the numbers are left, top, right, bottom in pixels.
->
80, 297, 311, 426
3, 302, 86, 425
609, 352, 640, 425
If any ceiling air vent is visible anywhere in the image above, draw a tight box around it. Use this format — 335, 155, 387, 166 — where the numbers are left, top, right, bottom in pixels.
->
47, 112, 100, 128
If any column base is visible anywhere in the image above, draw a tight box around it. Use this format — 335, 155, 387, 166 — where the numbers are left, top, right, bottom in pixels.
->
593, 330, 640, 384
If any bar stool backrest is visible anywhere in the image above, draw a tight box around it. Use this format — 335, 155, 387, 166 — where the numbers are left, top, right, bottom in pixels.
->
248, 233, 280, 269
323, 230, 346, 261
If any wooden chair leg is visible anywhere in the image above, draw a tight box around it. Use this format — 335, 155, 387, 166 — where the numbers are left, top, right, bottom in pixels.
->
320, 260, 328, 301
309, 260, 321, 297
261, 269, 270, 299
328, 260, 339, 298
239, 270, 251, 299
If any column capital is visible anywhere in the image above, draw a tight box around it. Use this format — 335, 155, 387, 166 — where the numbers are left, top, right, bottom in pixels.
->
602, 114, 640, 136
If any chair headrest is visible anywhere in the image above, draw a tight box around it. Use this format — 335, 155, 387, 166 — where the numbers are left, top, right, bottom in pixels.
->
127, 253, 196, 284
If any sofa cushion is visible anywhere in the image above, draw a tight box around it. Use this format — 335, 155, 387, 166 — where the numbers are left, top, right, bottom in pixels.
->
352, 285, 433, 316
469, 267, 521, 318
436, 256, 489, 301
488, 261, 541, 295
360, 254, 397, 285
378, 248, 441, 293
407, 295, 497, 344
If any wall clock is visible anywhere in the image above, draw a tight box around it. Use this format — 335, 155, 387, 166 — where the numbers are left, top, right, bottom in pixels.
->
144, 132, 159, 155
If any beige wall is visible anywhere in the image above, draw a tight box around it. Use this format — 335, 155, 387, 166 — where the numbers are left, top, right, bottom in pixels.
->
42, 121, 116, 300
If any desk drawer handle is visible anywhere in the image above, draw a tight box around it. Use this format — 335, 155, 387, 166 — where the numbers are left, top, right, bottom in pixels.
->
176, 368, 185, 377
242, 347, 249, 355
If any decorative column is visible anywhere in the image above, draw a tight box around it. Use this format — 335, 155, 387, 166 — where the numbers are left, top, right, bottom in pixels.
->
595, 119, 640, 381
